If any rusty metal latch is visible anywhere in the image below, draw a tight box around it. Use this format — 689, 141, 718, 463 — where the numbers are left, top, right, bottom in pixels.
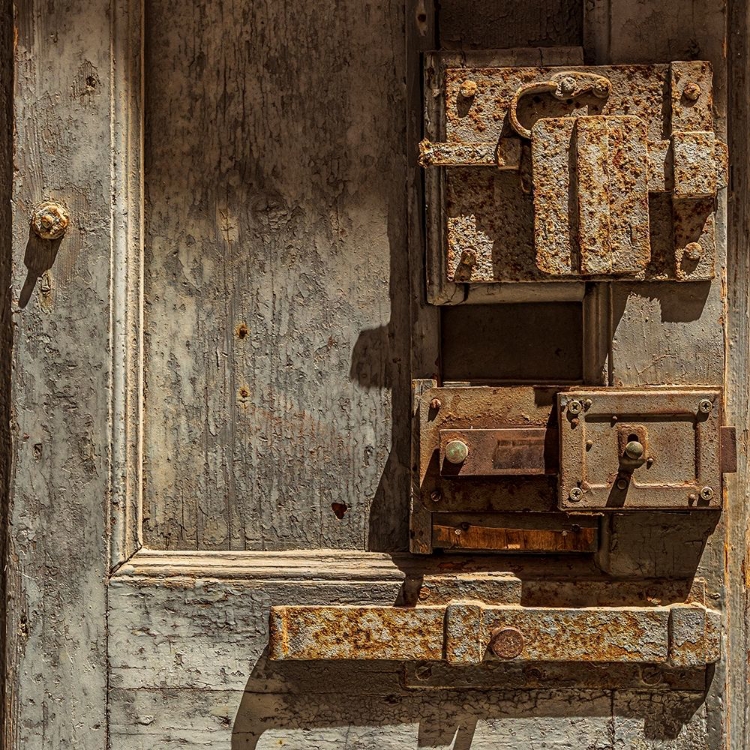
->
420, 57, 727, 292
269, 600, 720, 666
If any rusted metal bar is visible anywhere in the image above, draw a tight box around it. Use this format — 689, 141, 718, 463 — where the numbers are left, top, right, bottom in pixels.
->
418, 139, 521, 169
438, 427, 557, 476
269, 602, 720, 666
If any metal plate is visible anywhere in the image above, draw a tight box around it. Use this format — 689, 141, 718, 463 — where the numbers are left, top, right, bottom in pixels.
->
423, 55, 721, 300
558, 389, 722, 510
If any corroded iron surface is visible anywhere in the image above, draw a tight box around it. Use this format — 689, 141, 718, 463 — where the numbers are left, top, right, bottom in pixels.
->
558, 389, 722, 510
424, 56, 725, 287
269, 601, 720, 666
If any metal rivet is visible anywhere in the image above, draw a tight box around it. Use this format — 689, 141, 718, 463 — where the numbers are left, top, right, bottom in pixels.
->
684, 242, 704, 262
688, 493, 698, 503
460, 79, 478, 99
616, 478, 628, 490
430, 490, 441, 503
490, 627, 525, 659
585, 439, 594, 450
429, 398, 442, 411
568, 487, 583, 502
31, 201, 70, 240
624, 441, 644, 460
445, 440, 469, 464
698, 398, 713, 414
593, 80, 610, 98
647, 457, 654, 467
584, 399, 593, 409
559, 76, 577, 96
567, 400, 583, 415
700, 486, 714, 501
683, 82, 702, 102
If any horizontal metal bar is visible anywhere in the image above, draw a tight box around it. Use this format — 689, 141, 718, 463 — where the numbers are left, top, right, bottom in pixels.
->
269, 603, 719, 666
439, 428, 557, 477
418, 138, 521, 168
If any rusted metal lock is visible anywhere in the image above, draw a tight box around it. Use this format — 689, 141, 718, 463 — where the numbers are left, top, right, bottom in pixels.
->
411, 381, 736, 554
420, 52, 727, 303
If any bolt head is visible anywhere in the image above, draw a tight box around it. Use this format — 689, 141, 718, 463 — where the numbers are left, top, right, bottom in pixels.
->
490, 627, 525, 659
684, 242, 703, 262
31, 201, 70, 240
429, 398, 442, 411
445, 440, 469, 464
593, 80, 610, 98
567, 400, 583, 415
683, 82, 702, 102
459, 79, 478, 98
698, 398, 713, 414
616, 478, 628, 490
568, 487, 583, 502
700, 486, 714, 501
559, 76, 577, 96
430, 490, 441, 503
624, 440, 644, 460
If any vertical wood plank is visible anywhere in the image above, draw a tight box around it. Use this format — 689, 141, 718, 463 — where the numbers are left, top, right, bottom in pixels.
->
7, 0, 111, 746
726, 0, 750, 744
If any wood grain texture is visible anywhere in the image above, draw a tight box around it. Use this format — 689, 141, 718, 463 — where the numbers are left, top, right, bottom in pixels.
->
108, 575, 711, 748
142, 0, 413, 552
439, 0, 582, 50
726, 0, 750, 744
8, 0, 111, 747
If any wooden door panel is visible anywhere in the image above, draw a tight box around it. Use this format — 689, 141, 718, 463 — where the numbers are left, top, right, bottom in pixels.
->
142, 0, 412, 552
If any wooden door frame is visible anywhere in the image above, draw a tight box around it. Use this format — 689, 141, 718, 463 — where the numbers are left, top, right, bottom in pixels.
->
3, 0, 750, 747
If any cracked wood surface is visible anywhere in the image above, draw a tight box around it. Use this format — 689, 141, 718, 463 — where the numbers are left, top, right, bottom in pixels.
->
5, 0, 747, 748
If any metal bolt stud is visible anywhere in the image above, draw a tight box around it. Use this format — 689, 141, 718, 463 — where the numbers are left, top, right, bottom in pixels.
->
460, 79, 478, 98
624, 440, 644, 460
684, 242, 704, 262
683, 82, 702, 102
429, 398, 442, 411
616, 477, 629, 490
559, 76, 577, 96
567, 400, 583, 415
31, 201, 70, 240
698, 398, 713, 414
430, 490, 441, 503
445, 440, 469, 464
489, 627, 525, 659
568, 487, 583, 503
700, 486, 714, 501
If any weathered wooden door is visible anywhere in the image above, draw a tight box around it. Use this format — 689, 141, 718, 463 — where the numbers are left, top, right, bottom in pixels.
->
6, 0, 750, 747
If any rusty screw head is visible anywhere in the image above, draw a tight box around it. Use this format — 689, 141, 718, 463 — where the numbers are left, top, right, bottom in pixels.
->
700, 486, 714, 501
567, 400, 583, 415
489, 627, 525, 659
459, 79, 478, 99
616, 477, 629, 490
31, 201, 70, 240
429, 398, 442, 411
683, 82, 702, 102
684, 242, 704, 262
445, 439, 469, 464
593, 80, 610, 98
624, 440, 644, 460
568, 486, 583, 503
698, 398, 713, 414
430, 489, 441, 503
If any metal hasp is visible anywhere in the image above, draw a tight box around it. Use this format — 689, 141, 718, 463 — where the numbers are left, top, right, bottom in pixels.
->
269, 601, 720, 667
559, 389, 729, 510
421, 52, 728, 303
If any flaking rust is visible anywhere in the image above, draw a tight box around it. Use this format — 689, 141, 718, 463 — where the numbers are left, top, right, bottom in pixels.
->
422, 57, 726, 289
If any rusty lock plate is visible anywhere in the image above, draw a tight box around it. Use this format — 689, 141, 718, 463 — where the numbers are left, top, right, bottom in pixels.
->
422, 55, 726, 299
558, 389, 723, 510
